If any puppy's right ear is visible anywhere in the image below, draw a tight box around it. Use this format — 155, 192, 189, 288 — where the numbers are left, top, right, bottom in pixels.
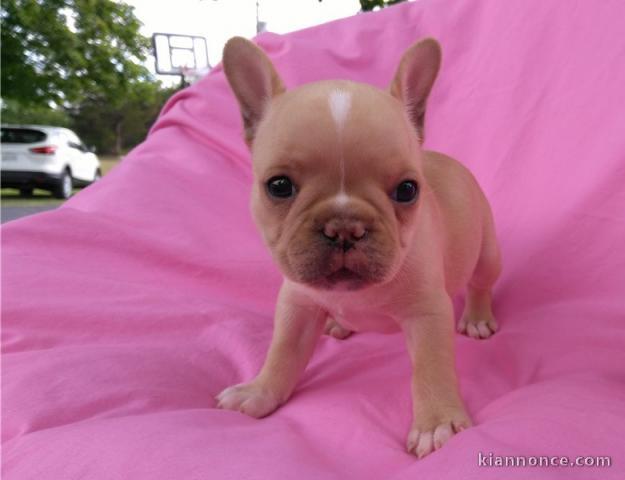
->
389, 38, 441, 143
222, 37, 286, 146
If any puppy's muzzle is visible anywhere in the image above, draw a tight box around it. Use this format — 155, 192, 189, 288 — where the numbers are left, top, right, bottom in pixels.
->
321, 218, 367, 252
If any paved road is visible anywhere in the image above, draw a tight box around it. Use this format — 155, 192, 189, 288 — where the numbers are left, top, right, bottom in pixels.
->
1, 205, 58, 224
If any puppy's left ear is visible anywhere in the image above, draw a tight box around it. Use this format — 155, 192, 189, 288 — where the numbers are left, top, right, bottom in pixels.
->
389, 38, 442, 143
223, 37, 286, 146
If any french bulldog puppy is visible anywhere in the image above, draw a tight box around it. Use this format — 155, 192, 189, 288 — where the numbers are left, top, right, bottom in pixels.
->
216, 36, 501, 458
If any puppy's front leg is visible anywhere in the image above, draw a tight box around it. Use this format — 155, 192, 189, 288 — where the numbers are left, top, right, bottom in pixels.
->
400, 293, 472, 458
216, 285, 325, 418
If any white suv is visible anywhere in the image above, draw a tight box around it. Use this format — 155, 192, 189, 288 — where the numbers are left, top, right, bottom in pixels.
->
1, 125, 101, 199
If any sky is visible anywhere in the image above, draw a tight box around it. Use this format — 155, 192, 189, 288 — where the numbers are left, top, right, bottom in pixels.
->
124, 0, 362, 84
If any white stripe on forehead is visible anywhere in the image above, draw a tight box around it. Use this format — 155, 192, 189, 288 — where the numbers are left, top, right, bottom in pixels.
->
328, 89, 351, 195
334, 192, 350, 207
328, 89, 352, 131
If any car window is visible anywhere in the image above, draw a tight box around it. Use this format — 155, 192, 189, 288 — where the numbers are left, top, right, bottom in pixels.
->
65, 130, 79, 143
68, 140, 84, 151
65, 130, 87, 151
1, 128, 47, 144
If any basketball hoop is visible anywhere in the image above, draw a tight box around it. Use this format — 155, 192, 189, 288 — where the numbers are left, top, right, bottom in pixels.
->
152, 33, 210, 85
180, 65, 208, 85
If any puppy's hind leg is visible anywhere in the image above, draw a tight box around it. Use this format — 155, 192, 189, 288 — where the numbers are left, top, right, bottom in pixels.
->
458, 211, 501, 339
324, 315, 353, 340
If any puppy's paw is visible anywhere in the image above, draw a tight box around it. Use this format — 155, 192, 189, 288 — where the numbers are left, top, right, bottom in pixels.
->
406, 408, 471, 458
324, 316, 353, 340
216, 381, 281, 418
457, 312, 498, 339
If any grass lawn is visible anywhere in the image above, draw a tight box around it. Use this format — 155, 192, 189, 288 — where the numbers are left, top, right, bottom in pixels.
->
1, 155, 121, 206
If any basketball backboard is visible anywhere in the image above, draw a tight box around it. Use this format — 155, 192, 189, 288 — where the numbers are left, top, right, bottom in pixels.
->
152, 33, 210, 77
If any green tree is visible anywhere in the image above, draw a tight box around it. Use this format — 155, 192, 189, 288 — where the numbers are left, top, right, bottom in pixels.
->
1, 0, 151, 107
68, 82, 179, 155
318, 0, 407, 12
1, 0, 177, 156
360, 0, 406, 12
359, 0, 406, 11
0, 99, 72, 126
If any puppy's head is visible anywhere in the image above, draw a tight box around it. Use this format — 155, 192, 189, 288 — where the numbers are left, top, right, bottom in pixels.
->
223, 37, 441, 291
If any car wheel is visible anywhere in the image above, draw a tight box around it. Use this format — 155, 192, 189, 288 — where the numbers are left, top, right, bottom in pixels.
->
53, 170, 73, 199
19, 187, 34, 197
93, 169, 102, 182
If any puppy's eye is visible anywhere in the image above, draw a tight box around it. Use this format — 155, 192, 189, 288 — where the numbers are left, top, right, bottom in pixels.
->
266, 176, 295, 198
392, 180, 419, 203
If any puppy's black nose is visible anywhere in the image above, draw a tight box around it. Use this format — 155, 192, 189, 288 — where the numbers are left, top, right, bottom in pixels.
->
322, 219, 367, 251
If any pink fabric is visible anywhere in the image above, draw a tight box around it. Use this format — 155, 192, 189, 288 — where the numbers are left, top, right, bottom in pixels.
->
3, 0, 625, 478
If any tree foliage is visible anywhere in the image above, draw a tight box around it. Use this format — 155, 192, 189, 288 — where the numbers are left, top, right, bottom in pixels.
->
1, 0, 151, 107
1, 99, 72, 127
317, 0, 407, 12
1, 0, 178, 155
68, 83, 178, 155
359, 0, 407, 11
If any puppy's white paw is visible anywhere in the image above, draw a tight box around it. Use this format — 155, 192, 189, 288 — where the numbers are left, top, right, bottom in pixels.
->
324, 316, 353, 340
406, 410, 471, 458
216, 381, 281, 418
457, 313, 498, 339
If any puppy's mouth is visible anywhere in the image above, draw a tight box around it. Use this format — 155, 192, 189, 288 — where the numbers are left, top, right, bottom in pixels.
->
315, 262, 371, 291
284, 226, 393, 292
325, 267, 362, 284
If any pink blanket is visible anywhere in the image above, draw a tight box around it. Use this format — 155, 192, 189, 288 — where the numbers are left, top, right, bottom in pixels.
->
3, 0, 625, 478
